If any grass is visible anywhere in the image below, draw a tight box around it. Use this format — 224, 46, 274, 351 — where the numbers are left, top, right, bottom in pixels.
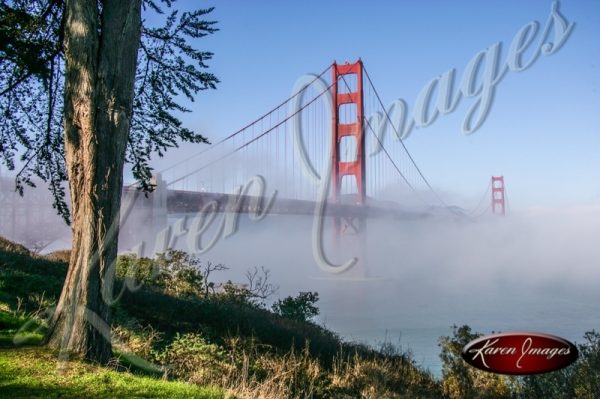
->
0, 310, 43, 347
0, 236, 443, 398
1, 236, 599, 398
0, 346, 229, 399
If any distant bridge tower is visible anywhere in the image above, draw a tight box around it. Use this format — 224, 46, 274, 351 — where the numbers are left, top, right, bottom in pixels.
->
491, 176, 505, 216
331, 60, 366, 236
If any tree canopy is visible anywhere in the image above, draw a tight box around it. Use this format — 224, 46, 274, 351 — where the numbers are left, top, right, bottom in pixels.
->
0, 0, 219, 223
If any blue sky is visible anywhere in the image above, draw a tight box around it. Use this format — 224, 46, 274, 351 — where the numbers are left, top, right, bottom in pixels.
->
147, 0, 600, 209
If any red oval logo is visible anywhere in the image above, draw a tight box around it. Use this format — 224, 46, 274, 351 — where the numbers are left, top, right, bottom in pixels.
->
461, 332, 578, 375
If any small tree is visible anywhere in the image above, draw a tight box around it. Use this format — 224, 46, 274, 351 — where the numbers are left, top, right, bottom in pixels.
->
199, 261, 228, 297
272, 291, 319, 323
216, 266, 277, 307
116, 253, 159, 288
244, 266, 278, 306
155, 250, 203, 298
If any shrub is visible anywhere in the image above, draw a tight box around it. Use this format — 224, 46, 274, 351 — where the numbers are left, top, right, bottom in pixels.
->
572, 330, 600, 398
519, 330, 600, 399
153, 332, 233, 385
116, 254, 160, 289
272, 291, 319, 322
112, 319, 163, 360
439, 325, 514, 399
438, 326, 600, 399
154, 251, 204, 297
116, 250, 206, 298
217, 280, 253, 305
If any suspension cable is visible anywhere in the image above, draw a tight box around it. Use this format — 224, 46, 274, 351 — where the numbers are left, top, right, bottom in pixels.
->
362, 66, 459, 214
337, 71, 428, 206
166, 78, 337, 187
159, 64, 334, 175
470, 202, 492, 219
467, 179, 492, 215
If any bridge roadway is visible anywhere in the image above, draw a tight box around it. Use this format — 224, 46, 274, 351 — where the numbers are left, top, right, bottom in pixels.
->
122, 187, 429, 220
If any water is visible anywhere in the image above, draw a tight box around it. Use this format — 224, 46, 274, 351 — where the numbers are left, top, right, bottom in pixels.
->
127, 206, 600, 378
315, 282, 599, 378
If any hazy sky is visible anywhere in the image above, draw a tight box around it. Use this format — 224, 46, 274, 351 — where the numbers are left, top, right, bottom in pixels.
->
143, 0, 600, 210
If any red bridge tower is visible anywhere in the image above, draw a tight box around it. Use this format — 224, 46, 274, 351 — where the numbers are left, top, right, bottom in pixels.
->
491, 176, 506, 216
331, 60, 366, 236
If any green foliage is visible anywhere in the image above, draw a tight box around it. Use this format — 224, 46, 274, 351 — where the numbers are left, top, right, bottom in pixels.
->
0, 246, 66, 312
0, 347, 227, 398
153, 332, 232, 385
155, 250, 204, 298
117, 254, 160, 288
120, 285, 347, 369
272, 291, 320, 323
517, 369, 574, 399
116, 251, 272, 307
0, 1, 67, 218
131, 4, 219, 191
215, 266, 277, 308
217, 280, 254, 305
517, 330, 600, 399
572, 330, 600, 398
112, 313, 163, 362
0, 310, 27, 330
439, 325, 515, 399
116, 250, 206, 298
440, 325, 600, 399
0, 1, 58, 81
4, 242, 599, 399
0, 311, 45, 346
1, 241, 440, 398
0, 0, 218, 221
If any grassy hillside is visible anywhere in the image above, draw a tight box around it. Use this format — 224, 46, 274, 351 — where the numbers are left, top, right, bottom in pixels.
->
0, 237, 441, 399
0, 347, 226, 399
3, 236, 597, 399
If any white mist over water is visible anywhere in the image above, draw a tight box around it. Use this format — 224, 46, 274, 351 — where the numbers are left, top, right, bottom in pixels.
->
3, 176, 598, 377
160, 205, 600, 377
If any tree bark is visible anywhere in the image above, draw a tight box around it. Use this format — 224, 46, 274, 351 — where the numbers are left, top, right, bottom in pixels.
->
44, 0, 142, 364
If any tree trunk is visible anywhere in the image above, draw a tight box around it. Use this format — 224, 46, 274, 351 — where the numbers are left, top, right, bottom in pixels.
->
44, 0, 141, 364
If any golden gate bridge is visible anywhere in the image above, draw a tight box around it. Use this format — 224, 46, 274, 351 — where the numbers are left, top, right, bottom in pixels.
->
117, 60, 508, 262
1, 60, 509, 258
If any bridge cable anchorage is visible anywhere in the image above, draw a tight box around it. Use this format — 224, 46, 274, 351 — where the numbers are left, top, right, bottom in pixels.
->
165, 78, 338, 187
362, 66, 461, 216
